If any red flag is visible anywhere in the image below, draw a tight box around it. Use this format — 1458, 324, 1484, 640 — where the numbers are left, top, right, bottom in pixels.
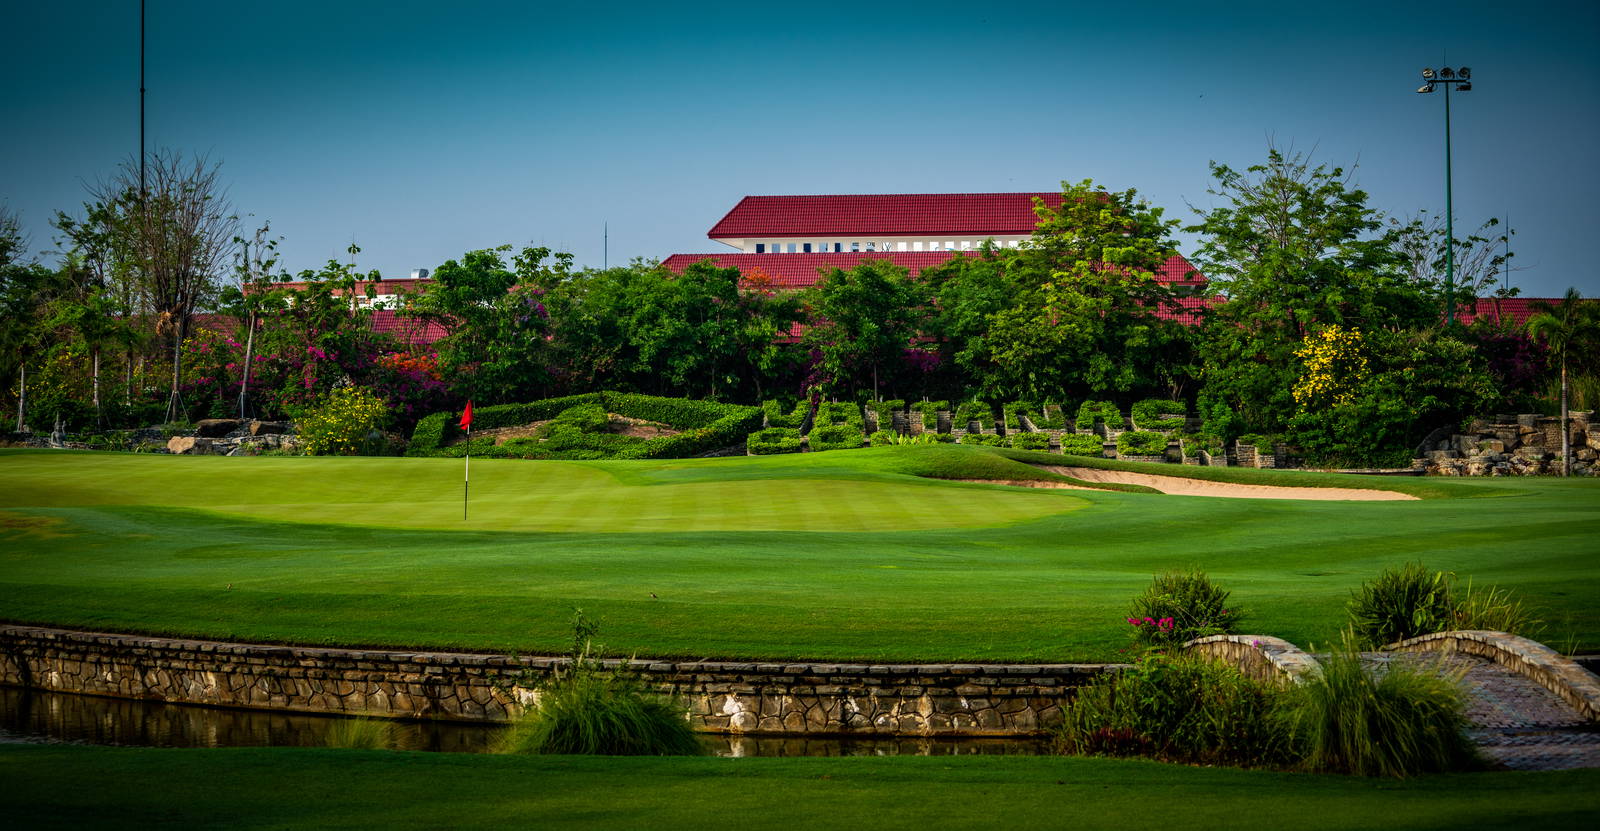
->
459, 400, 474, 430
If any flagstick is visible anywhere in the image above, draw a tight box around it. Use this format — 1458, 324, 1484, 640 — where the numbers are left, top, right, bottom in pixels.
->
463, 422, 470, 521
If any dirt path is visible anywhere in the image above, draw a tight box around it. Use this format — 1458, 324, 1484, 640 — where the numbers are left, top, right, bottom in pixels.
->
1036, 466, 1417, 501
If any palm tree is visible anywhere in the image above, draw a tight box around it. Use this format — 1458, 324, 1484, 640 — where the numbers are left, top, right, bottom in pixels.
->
1526, 288, 1600, 476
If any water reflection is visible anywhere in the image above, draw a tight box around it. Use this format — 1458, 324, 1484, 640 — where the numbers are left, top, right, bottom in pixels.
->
0, 686, 1048, 757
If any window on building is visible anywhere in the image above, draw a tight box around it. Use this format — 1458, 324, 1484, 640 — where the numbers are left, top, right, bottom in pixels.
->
912, 241, 923, 251
866, 242, 875, 251
834, 243, 842, 253
896, 241, 908, 251
851, 242, 860, 252
803, 243, 812, 253
787, 243, 797, 253
755, 243, 765, 254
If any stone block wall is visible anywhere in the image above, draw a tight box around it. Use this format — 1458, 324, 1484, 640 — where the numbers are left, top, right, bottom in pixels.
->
1181, 635, 1322, 685
0, 625, 1112, 736
1422, 413, 1596, 476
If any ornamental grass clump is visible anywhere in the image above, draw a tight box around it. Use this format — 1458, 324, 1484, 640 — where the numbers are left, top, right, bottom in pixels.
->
1346, 563, 1456, 648
499, 612, 700, 757
324, 717, 398, 750
1056, 653, 1296, 768
1128, 570, 1243, 647
1282, 637, 1480, 777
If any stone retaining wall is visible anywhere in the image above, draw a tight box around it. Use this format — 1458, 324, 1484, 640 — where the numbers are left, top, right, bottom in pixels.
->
0, 625, 1113, 736
1386, 630, 1600, 721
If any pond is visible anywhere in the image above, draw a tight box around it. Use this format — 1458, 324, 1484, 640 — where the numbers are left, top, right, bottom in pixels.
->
0, 686, 1051, 757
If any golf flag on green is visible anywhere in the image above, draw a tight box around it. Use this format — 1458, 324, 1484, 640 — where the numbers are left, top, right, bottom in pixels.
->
461, 401, 473, 519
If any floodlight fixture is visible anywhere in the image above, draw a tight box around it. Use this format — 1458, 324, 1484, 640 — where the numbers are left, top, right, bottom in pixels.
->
1410, 64, 1477, 325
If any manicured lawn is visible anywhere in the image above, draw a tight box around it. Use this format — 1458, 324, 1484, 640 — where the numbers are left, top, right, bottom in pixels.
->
1, 446, 1596, 661
1, 744, 1595, 830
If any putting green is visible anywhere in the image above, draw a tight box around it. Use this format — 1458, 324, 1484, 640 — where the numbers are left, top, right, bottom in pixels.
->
0, 451, 1085, 532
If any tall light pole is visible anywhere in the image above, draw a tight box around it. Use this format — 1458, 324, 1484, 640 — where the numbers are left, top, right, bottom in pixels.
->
1416, 66, 1472, 325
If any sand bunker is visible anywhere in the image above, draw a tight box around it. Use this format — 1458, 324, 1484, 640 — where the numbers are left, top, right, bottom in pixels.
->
949, 478, 1095, 490
1036, 466, 1417, 501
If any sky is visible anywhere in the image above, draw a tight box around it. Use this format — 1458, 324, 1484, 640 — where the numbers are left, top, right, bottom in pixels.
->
3, 0, 1598, 298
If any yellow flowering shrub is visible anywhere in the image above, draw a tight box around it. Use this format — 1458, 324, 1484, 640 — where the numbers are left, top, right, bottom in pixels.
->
1293, 325, 1369, 410
296, 386, 389, 456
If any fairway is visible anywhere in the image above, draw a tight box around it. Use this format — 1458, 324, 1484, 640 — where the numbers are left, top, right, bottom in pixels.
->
1, 446, 1597, 662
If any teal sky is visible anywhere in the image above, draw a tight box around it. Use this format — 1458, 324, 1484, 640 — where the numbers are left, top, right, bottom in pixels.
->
3, 0, 1597, 297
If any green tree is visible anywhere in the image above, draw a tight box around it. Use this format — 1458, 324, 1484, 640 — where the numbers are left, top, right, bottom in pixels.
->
1188, 148, 1427, 438
925, 181, 1191, 403
803, 258, 928, 398
406, 245, 568, 403
1526, 288, 1600, 476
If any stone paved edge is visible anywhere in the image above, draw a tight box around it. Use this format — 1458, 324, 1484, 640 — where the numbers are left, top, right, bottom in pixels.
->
1181, 634, 1322, 685
1386, 630, 1600, 722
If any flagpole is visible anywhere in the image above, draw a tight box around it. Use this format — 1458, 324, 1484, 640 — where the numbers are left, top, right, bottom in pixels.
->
460, 400, 473, 521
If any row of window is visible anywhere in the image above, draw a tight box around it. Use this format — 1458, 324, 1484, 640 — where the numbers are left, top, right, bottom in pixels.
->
750, 239, 1024, 254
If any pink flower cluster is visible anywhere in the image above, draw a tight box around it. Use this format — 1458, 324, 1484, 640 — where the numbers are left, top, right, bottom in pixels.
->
1127, 616, 1176, 631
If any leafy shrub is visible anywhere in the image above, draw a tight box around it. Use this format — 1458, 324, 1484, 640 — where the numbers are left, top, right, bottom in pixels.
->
954, 400, 993, 431
1008, 432, 1050, 450
296, 386, 390, 456
500, 612, 699, 757
868, 429, 896, 446
1058, 433, 1104, 457
1075, 401, 1121, 430
1128, 570, 1243, 647
1057, 653, 1295, 768
911, 400, 949, 431
747, 427, 803, 455
762, 399, 808, 428
875, 432, 947, 445
1283, 638, 1479, 777
959, 433, 1005, 447
808, 424, 863, 452
1117, 431, 1169, 457
1347, 564, 1456, 648
1132, 398, 1187, 431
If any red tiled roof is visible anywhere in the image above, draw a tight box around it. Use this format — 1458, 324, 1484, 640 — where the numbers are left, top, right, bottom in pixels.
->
662, 251, 1205, 291
707, 193, 1069, 239
1452, 296, 1574, 327
370, 310, 450, 345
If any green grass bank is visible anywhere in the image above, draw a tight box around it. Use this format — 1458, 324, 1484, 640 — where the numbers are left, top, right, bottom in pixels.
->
2, 745, 1595, 830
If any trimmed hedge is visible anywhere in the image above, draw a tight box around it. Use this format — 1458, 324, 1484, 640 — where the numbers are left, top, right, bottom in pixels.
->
762, 399, 809, 429
814, 401, 865, 431
809, 424, 864, 452
1059, 433, 1105, 457
954, 400, 993, 431
1118, 430, 1170, 456
959, 432, 1006, 447
868, 429, 896, 446
912, 400, 949, 431
407, 393, 760, 460
1035, 402, 1069, 430
1075, 400, 1123, 430
1003, 401, 1039, 431
1132, 398, 1187, 431
1008, 432, 1051, 451
747, 427, 803, 455
868, 399, 906, 432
